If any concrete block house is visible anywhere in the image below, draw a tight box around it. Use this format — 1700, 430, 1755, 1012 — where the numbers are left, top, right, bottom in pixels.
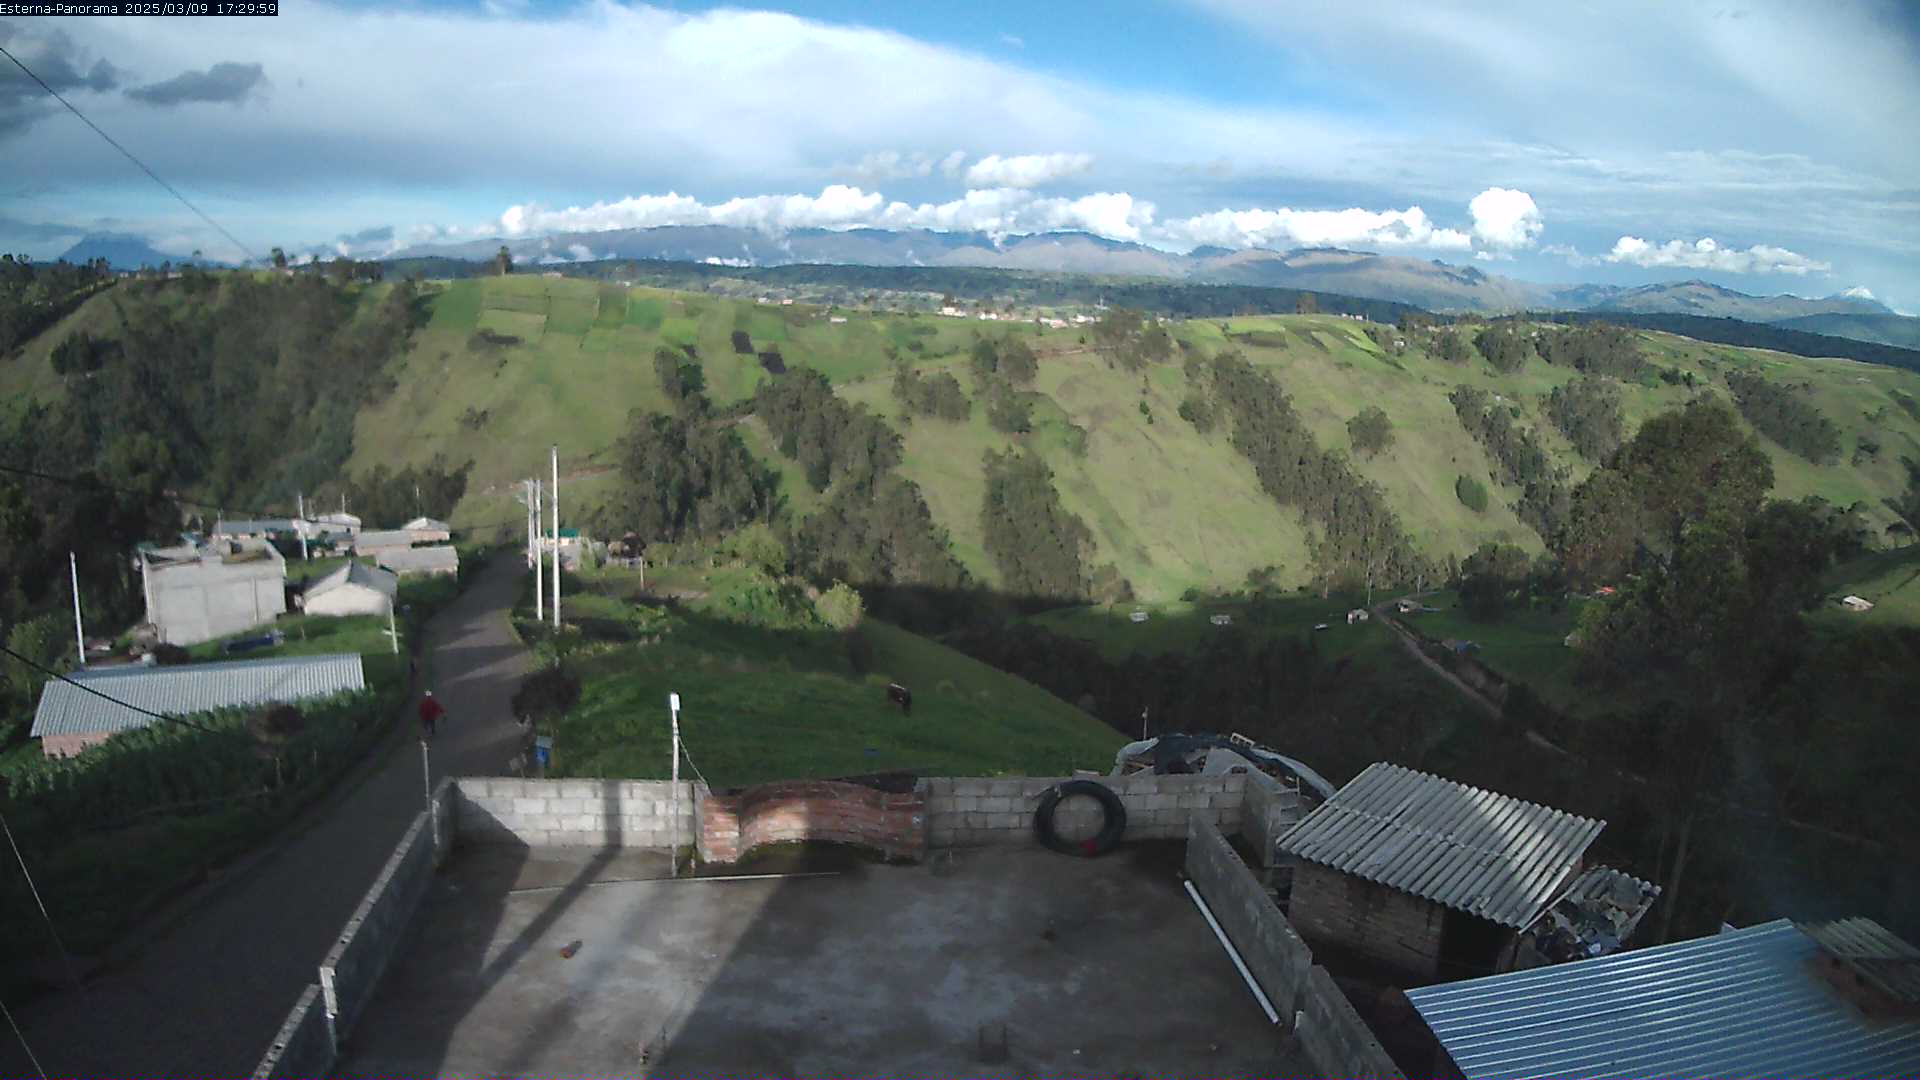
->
1277, 762, 1604, 980
139, 539, 288, 646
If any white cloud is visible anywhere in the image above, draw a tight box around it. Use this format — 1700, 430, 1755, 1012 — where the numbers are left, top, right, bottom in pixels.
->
1840, 285, 1874, 300
937, 150, 968, 178
1604, 236, 1831, 275
964, 152, 1095, 189
1468, 187, 1542, 249
998, 32, 1025, 49
845, 150, 957, 183
1157, 203, 1472, 252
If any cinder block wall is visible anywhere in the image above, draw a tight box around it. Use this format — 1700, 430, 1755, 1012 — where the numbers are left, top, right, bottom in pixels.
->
451, 778, 697, 848
1288, 861, 1445, 979
1297, 964, 1404, 1080
699, 780, 926, 863
318, 810, 437, 1038
251, 984, 332, 1080
1183, 810, 1312, 1018
921, 772, 1245, 847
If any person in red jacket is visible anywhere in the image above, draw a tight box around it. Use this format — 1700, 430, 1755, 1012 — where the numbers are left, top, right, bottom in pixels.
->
419, 690, 446, 738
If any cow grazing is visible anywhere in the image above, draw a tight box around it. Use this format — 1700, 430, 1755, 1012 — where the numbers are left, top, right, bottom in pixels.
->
887, 683, 913, 716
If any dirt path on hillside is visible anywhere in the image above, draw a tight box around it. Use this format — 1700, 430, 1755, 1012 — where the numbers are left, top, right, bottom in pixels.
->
1373, 607, 1504, 720
0, 557, 532, 1079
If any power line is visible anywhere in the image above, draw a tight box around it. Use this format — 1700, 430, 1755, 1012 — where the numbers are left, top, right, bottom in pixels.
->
0, 42, 257, 265
0, 991, 49, 1080
0, 807, 80, 1007
0, 643, 219, 736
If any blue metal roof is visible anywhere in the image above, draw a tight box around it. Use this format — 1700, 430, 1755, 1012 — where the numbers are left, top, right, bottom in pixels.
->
1406, 918, 1920, 1079
30, 653, 365, 738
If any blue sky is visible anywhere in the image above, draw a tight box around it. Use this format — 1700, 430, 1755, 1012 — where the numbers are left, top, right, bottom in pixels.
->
3, 0, 1917, 308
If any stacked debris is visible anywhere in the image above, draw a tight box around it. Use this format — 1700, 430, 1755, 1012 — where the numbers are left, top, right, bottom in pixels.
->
1526, 866, 1661, 964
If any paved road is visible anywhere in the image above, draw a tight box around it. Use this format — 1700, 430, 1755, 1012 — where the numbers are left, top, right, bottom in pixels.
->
0, 556, 531, 1078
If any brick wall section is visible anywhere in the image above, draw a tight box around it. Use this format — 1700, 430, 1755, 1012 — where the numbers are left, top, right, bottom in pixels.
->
318, 810, 436, 1040
1183, 812, 1312, 1020
922, 772, 1245, 847
698, 780, 926, 863
1297, 964, 1406, 1079
451, 778, 697, 848
1288, 862, 1446, 979
251, 983, 333, 1080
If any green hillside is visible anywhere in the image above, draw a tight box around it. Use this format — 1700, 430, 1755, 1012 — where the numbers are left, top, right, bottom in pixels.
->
8, 275, 1920, 604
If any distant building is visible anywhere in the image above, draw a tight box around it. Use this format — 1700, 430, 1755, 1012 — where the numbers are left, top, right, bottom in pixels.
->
378, 544, 458, 577
1278, 762, 1610, 979
140, 540, 288, 646
402, 517, 452, 543
1347, 608, 1369, 624
1407, 917, 1920, 1079
1840, 594, 1875, 612
211, 519, 297, 541
30, 652, 364, 757
314, 511, 361, 537
352, 529, 416, 560
538, 528, 589, 571
301, 561, 398, 618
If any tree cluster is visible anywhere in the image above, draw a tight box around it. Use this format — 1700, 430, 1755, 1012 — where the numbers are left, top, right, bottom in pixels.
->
1457, 542, 1533, 621
324, 456, 471, 532
1347, 406, 1394, 458
1090, 308, 1174, 372
1449, 386, 1571, 541
0, 254, 114, 355
1536, 321, 1647, 379
752, 367, 901, 494
654, 347, 708, 418
968, 336, 1038, 386
1474, 323, 1537, 374
890, 363, 970, 421
600, 409, 776, 543
1433, 328, 1478, 366
1546, 376, 1626, 461
1724, 369, 1842, 464
980, 448, 1094, 605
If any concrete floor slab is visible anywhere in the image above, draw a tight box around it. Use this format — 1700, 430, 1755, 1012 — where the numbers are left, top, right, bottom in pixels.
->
336, 841, 1307, 1078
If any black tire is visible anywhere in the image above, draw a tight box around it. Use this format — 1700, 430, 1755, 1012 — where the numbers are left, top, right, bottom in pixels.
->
1034, 779, 1127, 857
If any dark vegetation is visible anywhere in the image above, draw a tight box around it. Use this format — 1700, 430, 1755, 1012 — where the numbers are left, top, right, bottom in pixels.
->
1545, 376, 1626, 461
1536, 321, 1647, 379
1473, 322, 1536, 374
0, 255, 114, 356
980, 448, 1094, 605
1541, 310, 1920, 375
1724, 369, 1843, 464
1454, 474, 1489, 513
1089, 308, 1174, 372
1346, 406, 1394, 458
890, 363, 970, 421
1449, 386, 1570, 542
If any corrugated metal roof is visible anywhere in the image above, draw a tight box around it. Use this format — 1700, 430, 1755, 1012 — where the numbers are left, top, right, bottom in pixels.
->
305, 561, 397, 601
377, 545, 458, 573
402, 517, 450, 531
1276, 762, 1603, 928
30, 653, 365, 738
213, 518, 295, 535
1406, 919, 1920, 1080
354, 530, 415, 550
1799, 917, 1920, 1005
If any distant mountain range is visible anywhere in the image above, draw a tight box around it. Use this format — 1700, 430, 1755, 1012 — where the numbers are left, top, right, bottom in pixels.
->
58, 234, 232, 270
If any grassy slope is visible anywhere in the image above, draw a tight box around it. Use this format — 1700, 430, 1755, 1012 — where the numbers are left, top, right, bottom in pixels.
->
539, 567, 1122, 786
12, 276, 1920, 602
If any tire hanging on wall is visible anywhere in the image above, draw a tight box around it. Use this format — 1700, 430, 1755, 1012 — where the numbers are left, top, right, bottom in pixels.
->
1034, 779, 1127, 857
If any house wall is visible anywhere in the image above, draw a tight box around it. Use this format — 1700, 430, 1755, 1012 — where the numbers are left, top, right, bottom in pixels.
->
40, 732, 109, 758
304, 584, 391, 618
1288, 862, 1446, 979
451, 778, 698, 848
920, 772, 1245, 847
406, 528, 450, 544
699, 780, 926, 863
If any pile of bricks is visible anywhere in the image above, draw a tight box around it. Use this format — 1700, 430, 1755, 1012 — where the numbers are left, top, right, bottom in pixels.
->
699, 780, 927, 862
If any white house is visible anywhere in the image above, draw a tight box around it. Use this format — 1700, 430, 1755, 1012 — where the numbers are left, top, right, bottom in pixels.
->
302, 561, 398, 617
140, 539, 287, 646
378, 544, 459, 577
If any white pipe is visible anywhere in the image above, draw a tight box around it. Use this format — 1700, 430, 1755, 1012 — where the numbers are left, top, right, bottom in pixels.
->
69, 551, 85, 667
1184, 879, 1280, 1025
550, 444, 560, 628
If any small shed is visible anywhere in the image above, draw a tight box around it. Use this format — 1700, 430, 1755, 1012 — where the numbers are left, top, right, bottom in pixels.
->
1209, 613, 1232, 626
302, 561, 398, 617
1347, 608, 1369, 624
351, 529, 416, 560
402, 517, 452, 543
1129, 611, 1149, 623
1278, 762, 1605, 979
378, 544, 459, 577
1840, 595, 1875, 612
30, 652, 365, 758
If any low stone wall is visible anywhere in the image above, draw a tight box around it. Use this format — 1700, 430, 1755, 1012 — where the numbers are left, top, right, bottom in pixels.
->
318, 810, 437, 1040
451, 777, 697, 848
251, 983, 333, 1080
1296, 965, 1405, 1080
923, 772, 1245, 848
1183, 815, 1404, 1079
1183, 811, 1312, 1019
698, 780, 926, 863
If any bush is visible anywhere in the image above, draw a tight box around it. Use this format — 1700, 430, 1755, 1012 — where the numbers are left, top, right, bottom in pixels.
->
511, 664, 581, 726
815, 581, 864, 630
1455, 475, 1490, 513
1347, 406, 1394, 457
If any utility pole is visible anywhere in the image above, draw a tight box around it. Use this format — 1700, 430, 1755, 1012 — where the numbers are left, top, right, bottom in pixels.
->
69, 551, 86, 668
669, 692, 681, 876
551, 444, 560, 629
296, 492, 309, 562
533, 480, 544, 622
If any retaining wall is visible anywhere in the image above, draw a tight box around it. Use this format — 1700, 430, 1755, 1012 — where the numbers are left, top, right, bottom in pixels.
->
1296, 965, 1405, 1080
1183, 811, 1312, 1019
451, 777, 697, 848
923, 772, 1245, 848
1185, 814, 1404, 1079
251, 983, 333, 1080
318, 809, 437, 1040
698, 780, 926, 862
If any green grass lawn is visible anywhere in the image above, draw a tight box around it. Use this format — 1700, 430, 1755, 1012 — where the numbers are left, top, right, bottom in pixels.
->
1404, 589, 1591, 711
1029, 591, 1384, 663
1811, 544, 1920, 632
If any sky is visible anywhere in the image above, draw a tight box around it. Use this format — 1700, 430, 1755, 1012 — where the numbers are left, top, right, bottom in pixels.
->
2, 0, 1918, 309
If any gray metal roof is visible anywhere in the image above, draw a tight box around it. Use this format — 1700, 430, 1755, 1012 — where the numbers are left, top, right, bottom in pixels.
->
377, 545, 458, 573
305, 561, 397, 601
353, 529, 415, 550
31, 653, 365, 738
213, 518, 296, 536
402, 516, 451, 531
1406, 919, 1920, 1080
1276, 762, 1603, 928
